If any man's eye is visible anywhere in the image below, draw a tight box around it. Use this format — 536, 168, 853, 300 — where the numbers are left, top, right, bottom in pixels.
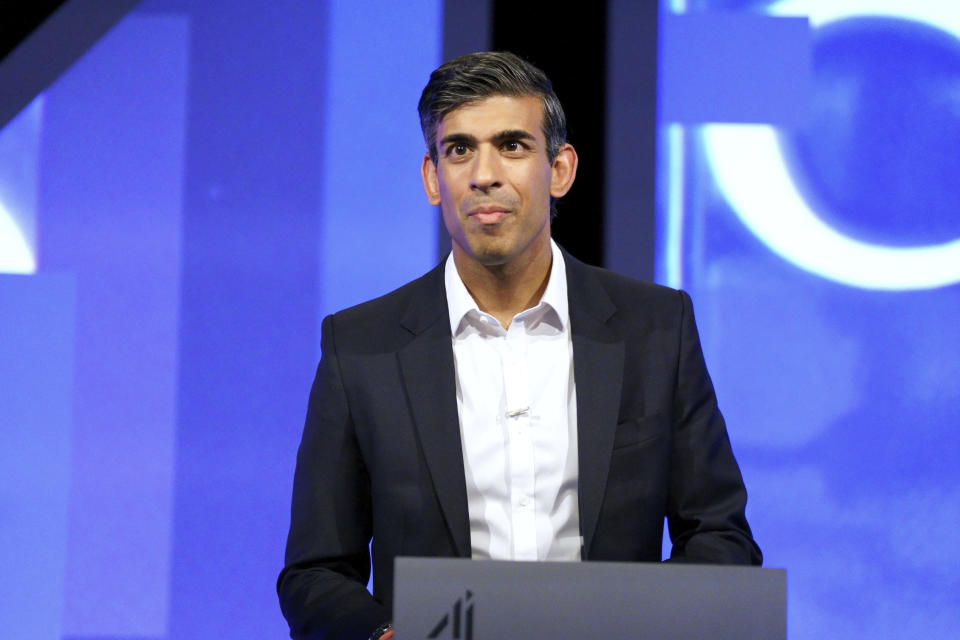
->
502, 140, 529, 154
451, 143, 468, 155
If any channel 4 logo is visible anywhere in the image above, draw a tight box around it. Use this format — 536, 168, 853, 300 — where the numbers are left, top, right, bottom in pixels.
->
427, 590, 474, 640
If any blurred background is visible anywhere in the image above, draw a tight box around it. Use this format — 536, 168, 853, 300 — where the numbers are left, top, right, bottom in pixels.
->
1, 1, 957, 638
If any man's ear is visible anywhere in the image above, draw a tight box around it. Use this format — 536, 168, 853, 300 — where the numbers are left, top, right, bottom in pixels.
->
421, 154, 442, 205
549, 143, 578, 198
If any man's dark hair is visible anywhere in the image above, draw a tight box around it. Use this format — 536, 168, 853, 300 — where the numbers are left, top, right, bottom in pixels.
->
418, 51, 567, 165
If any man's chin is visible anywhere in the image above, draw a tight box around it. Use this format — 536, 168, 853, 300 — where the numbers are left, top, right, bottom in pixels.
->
456, 233, 548, 270
470, 248, 512, 267
453, 240, 513, 267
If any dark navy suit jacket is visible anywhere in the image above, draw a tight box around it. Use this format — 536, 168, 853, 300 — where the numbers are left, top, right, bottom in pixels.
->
278, 249, 761, 640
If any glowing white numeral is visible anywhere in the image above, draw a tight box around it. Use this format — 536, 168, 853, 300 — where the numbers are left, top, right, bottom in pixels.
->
701, 0, 960, 290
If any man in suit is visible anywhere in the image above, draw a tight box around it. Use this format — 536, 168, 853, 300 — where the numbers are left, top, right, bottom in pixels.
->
278, 51, 761, 640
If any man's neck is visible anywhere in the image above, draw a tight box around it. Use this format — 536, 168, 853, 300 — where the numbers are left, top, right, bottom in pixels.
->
453, 239, 552, 330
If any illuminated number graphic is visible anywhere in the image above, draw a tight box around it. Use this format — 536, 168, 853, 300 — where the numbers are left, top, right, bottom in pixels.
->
0, 200, 34, 274
701, 0, 960, 290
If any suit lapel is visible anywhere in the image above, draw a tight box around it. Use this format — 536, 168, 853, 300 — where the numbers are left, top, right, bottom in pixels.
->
397, 264, 471, 557
564, 252, 624, 557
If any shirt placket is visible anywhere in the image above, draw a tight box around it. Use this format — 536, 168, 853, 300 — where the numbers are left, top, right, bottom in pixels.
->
500, 320, 537, 560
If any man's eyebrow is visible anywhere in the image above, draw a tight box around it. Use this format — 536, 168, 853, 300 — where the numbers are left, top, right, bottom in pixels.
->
439, 133, 478, 147
438, 129, 537, 148
490, 129, 536, 144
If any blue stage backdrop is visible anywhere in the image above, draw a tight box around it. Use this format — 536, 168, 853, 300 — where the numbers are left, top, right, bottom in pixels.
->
0, 1, 440, 638
658, 1, 960, 638
3, 1, 959, 639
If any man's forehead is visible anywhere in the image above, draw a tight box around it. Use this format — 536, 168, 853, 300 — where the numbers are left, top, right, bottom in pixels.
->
437, 94, 545, 138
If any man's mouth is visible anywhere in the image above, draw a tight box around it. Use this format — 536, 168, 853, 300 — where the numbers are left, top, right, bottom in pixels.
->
468, 206, 510, 225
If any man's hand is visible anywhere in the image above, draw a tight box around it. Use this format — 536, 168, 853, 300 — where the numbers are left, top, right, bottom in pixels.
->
370, 621, 394, 640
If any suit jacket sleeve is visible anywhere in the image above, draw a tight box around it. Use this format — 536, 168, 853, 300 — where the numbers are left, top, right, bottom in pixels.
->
277, 315, 390, 640
666, 290, 762, 565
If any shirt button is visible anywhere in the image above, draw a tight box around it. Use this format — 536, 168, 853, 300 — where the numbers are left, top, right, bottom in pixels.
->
519, 498, 528, 508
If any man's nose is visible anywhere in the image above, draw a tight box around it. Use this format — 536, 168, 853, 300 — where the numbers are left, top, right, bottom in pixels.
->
470, 145, 502, 191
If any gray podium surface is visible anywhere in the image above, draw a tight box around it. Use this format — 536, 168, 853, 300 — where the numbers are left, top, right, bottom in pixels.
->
395, 557, 785, 640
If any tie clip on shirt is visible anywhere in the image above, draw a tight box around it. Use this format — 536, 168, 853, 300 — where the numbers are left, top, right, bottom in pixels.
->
444, 240, 581, 562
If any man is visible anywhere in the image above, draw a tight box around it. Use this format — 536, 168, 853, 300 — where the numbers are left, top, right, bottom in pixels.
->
278, 51, 761, 640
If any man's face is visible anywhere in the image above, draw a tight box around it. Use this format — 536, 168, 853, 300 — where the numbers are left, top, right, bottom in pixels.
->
421, 95, 576, 269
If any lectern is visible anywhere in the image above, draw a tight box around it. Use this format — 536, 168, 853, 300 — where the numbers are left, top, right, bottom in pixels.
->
395, 557, 785, 639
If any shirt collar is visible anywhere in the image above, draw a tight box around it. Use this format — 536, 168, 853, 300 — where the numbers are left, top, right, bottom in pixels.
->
444, 239, 569, 336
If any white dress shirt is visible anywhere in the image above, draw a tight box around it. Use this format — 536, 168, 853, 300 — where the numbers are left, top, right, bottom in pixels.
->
444, 240, 581, 561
